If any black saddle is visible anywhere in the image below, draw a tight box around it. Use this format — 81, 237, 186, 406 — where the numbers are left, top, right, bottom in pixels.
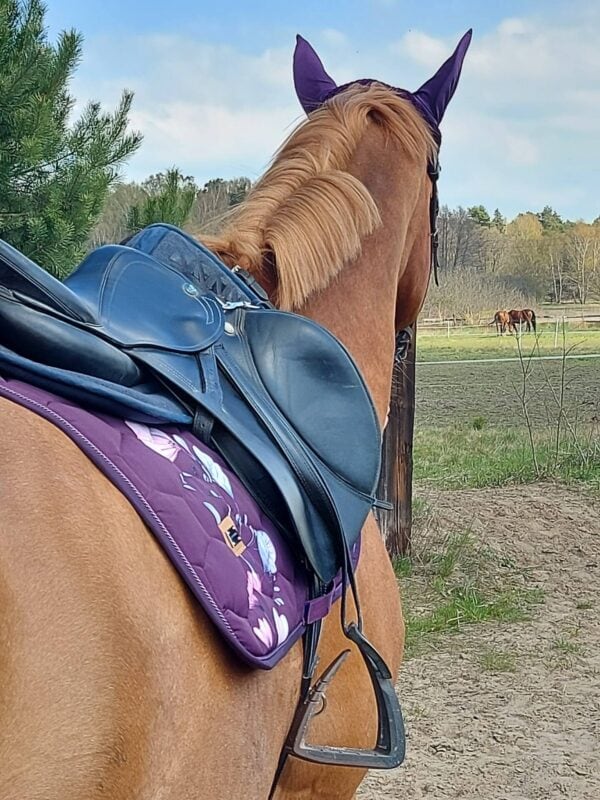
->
0, 224, 381, 584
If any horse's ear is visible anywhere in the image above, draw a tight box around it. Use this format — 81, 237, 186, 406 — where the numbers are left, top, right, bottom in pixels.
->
413, 29, 472, 125
293, 35, 338, 114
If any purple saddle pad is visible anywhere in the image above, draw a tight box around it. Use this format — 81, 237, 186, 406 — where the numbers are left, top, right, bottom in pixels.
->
0, 377, 354, 669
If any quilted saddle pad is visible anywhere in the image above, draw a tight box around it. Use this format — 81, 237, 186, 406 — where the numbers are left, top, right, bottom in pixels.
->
0, 377, 355, 669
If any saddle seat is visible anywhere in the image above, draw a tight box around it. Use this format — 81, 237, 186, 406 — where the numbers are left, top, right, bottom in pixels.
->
0, 224, 382, 584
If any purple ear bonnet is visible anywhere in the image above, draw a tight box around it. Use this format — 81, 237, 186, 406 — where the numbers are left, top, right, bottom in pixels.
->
293, 36, 338, 114
293, 30, 472, 141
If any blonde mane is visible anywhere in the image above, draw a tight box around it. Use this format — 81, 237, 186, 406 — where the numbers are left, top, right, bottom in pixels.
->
201, 84, 436, 309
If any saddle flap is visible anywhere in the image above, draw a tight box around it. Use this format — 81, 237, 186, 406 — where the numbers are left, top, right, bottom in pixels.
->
64, 246, 224, 351
241, 309, 381, 497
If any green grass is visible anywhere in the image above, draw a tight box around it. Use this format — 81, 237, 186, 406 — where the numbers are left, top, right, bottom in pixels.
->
393, 555, 413, 579
546, 627, 586, 669
396, 529, 544, 658
479, 648, 517, 673
413, 331, 600, 491
414, 427, 600, 489
552, 636, 584, 656
406, 586, 537, 636
418, 327, 600, 363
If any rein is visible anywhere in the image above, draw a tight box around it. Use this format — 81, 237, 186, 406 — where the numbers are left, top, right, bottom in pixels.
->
428, 158, 441, 287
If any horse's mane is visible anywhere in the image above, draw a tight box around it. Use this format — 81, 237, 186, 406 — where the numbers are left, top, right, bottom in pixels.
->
201, 84, 436, 309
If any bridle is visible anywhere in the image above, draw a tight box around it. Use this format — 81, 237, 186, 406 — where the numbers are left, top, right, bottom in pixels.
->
395, 152, 441, 363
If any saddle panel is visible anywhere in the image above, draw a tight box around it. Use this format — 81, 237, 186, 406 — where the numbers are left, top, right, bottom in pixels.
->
64, 246, 225, 351
0, 343, 191, 424
0, 293, 143, 385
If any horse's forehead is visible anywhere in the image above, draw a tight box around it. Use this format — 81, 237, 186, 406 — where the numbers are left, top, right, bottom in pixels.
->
324, 80, 441, 143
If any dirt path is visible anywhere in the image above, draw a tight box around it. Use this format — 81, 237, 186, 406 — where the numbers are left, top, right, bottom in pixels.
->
358, 483, 600, 800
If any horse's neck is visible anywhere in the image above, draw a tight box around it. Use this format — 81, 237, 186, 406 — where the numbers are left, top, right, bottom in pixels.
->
299, 253, 397, 425
299, 140, 426, 425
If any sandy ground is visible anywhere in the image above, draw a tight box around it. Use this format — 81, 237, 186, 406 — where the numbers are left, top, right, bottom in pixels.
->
358, 483, 600, 800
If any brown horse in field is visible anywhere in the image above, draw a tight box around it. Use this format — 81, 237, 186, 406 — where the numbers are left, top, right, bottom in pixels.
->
508, 308, 537, 333
493, 309, 510, 335
0, 33, 470, 800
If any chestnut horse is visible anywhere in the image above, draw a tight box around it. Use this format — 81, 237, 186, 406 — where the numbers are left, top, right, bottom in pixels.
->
509, 308, 537, 333
0, 33, 470, 800
493, 309, 510, 335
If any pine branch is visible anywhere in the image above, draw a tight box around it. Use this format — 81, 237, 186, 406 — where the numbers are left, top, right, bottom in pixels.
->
0, 2, 142, 274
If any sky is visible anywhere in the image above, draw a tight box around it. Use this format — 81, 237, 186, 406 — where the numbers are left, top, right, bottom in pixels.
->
45, 0, 600, 221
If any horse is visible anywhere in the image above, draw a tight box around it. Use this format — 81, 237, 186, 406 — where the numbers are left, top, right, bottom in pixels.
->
492, 309, 510, 335
0, 32, 471, 800
508, 308, 537, 333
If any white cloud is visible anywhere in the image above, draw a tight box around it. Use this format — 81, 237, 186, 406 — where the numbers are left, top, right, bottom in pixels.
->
320, 29, 348, 47
72, 34, 302, 181
70, 3, 599, 219
392, 30, 452, 68
129, 102, 298, 169
496, 18, 529, 37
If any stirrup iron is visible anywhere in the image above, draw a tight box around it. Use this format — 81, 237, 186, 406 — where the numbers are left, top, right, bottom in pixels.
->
286, 622, 406, 768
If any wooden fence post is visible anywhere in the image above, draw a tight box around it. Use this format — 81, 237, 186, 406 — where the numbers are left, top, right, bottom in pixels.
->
374, 323, 417, 558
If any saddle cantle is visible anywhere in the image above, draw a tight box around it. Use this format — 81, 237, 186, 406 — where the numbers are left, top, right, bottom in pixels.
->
0, 224, 381, 584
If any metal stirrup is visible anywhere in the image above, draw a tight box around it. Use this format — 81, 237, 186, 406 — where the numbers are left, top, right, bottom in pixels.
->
286, 622, 406, 768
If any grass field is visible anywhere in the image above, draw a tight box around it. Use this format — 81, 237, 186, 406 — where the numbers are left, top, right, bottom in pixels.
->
413, 328, 600, 490
400, 325, 599, 665
418, 325, 600, 362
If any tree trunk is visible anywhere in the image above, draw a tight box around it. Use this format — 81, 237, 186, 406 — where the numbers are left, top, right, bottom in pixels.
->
374, 324, 417, 559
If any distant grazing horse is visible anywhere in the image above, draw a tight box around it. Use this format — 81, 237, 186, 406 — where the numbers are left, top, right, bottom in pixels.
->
492, 309, 510, 335
509, 308, 537, 333
0, 32, 471, 800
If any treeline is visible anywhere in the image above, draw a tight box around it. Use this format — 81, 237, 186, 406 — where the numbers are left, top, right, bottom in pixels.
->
422, 205, 600, 321
88, 170, 251, 247
1, 0, 597, 310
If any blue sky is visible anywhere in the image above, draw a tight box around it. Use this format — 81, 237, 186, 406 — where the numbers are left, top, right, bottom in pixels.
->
46, 0, 599, 221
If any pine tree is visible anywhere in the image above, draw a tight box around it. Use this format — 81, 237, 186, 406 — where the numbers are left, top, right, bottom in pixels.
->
537, 205, 564, 232
492, 208, 506, 232
0, 0, 141, 277
467, 205, 491, 227
125, 168, 197, 233
226, 177, 251, 207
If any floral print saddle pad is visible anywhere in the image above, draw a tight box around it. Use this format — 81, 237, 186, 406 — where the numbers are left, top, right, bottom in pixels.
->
0, 376, 353, 669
